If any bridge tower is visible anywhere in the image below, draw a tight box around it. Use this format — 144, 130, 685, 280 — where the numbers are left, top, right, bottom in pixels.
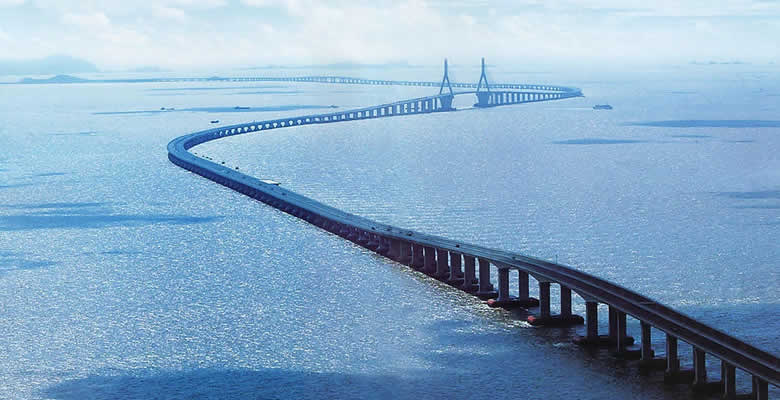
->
475, 57, 492, 108
438, 58, 455, 111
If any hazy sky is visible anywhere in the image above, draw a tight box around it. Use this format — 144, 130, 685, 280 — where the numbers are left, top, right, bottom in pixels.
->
0, 0, 778, 70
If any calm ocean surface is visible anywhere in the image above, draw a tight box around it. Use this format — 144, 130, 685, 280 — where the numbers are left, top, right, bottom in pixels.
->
0, 64, 777, 399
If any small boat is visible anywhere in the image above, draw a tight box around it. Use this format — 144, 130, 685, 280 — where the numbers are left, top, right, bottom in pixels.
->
210, 120, 219, 124
234, 106, 250, 110
593, 104, 613, 110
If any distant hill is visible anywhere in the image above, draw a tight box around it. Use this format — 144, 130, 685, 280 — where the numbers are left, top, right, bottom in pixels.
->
18, 75, 89, 84
243, 61, 419, 70
0, 55, 98, 76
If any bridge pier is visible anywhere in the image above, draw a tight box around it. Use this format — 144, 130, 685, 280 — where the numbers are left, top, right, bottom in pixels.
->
411, 243, 425, 270
488, 268, 540, 309
692, 347, 708, 392
528, 281, 583, 326
346, 227, 359, 242
574, 301, 600, 345
609, 306, 617, 341
387, 238, 401, 260
447, 252, 464, 285
423, 246, 436, 275
435, 248, 450, 280
475, 259, 497, 299
398, 241, 412, 265
540, 281, 551, 317
376, 236, 390, 255
575, 305, 634, 346
615, 310, 628, 352
752, 376, 769, 400
560, 286, 572, 316
474, 92, 491, 108
722, 362, 736, 400
664, 334, 694, 384
637, 321, 665, 370
497, 267, 510, 301
461, 255, 478, 292
517, 270, 538, 306
356, 229, 371, 247
438, 95, 454, 111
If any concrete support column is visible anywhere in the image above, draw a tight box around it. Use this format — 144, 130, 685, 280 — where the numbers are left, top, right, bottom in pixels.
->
752, 376, 768, 400
722, 361, 736, 400
586, 301, 599, 340
346, 227, 359, 242
376, 236, 389, 255
560, 286, 572, 317
387, 238, 401, 260
338, 224, 350, 238
692, 347, 707, 389
435, 249, 449, 279
518, 270, 529, 299
398, 241, 412, 265
366, 233, 380, 250
641, 321, 653, 361
497, 268, 510, 301
665, 334, 680, 376
423, 246, 436, 274
539, 282, 551, 318
356, 230, 370, 246
462, 255, 477, 291
615, 311, 628, 351
477, 259, 494, 293
449, 253, 463, 279
608, 306, 618, 342
411, 243, 424, 269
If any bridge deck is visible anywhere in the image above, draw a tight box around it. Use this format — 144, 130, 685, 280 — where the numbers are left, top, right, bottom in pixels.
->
167, 81, 778, 392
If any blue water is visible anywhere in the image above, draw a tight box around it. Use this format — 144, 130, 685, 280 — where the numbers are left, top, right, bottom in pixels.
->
0, 64, 777, 399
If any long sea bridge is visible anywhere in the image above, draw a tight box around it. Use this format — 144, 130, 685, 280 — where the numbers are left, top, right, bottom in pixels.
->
168, 59, 778, 399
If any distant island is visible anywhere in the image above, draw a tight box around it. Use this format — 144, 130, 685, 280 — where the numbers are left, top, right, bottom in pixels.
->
0, 55, 98, 76
18, 75, 89, 84
242, 61, 420, 70
689, 60, 748, 65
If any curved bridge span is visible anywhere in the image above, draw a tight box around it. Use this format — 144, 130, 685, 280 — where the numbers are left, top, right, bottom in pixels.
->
167, 62, 778, 399
168, 75, 579, 93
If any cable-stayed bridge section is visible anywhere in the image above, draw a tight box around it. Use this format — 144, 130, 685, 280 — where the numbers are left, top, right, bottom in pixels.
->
167, 60, 778, 399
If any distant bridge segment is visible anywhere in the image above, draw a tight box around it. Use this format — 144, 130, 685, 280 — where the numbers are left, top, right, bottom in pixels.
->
167, 60, 777, 399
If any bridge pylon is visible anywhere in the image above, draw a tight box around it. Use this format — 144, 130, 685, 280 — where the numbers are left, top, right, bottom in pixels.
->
437, 58, 455, 111
475, 57, 492, 108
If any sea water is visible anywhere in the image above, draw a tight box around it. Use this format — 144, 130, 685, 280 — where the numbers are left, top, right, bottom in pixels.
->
0, 64, 777, 399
